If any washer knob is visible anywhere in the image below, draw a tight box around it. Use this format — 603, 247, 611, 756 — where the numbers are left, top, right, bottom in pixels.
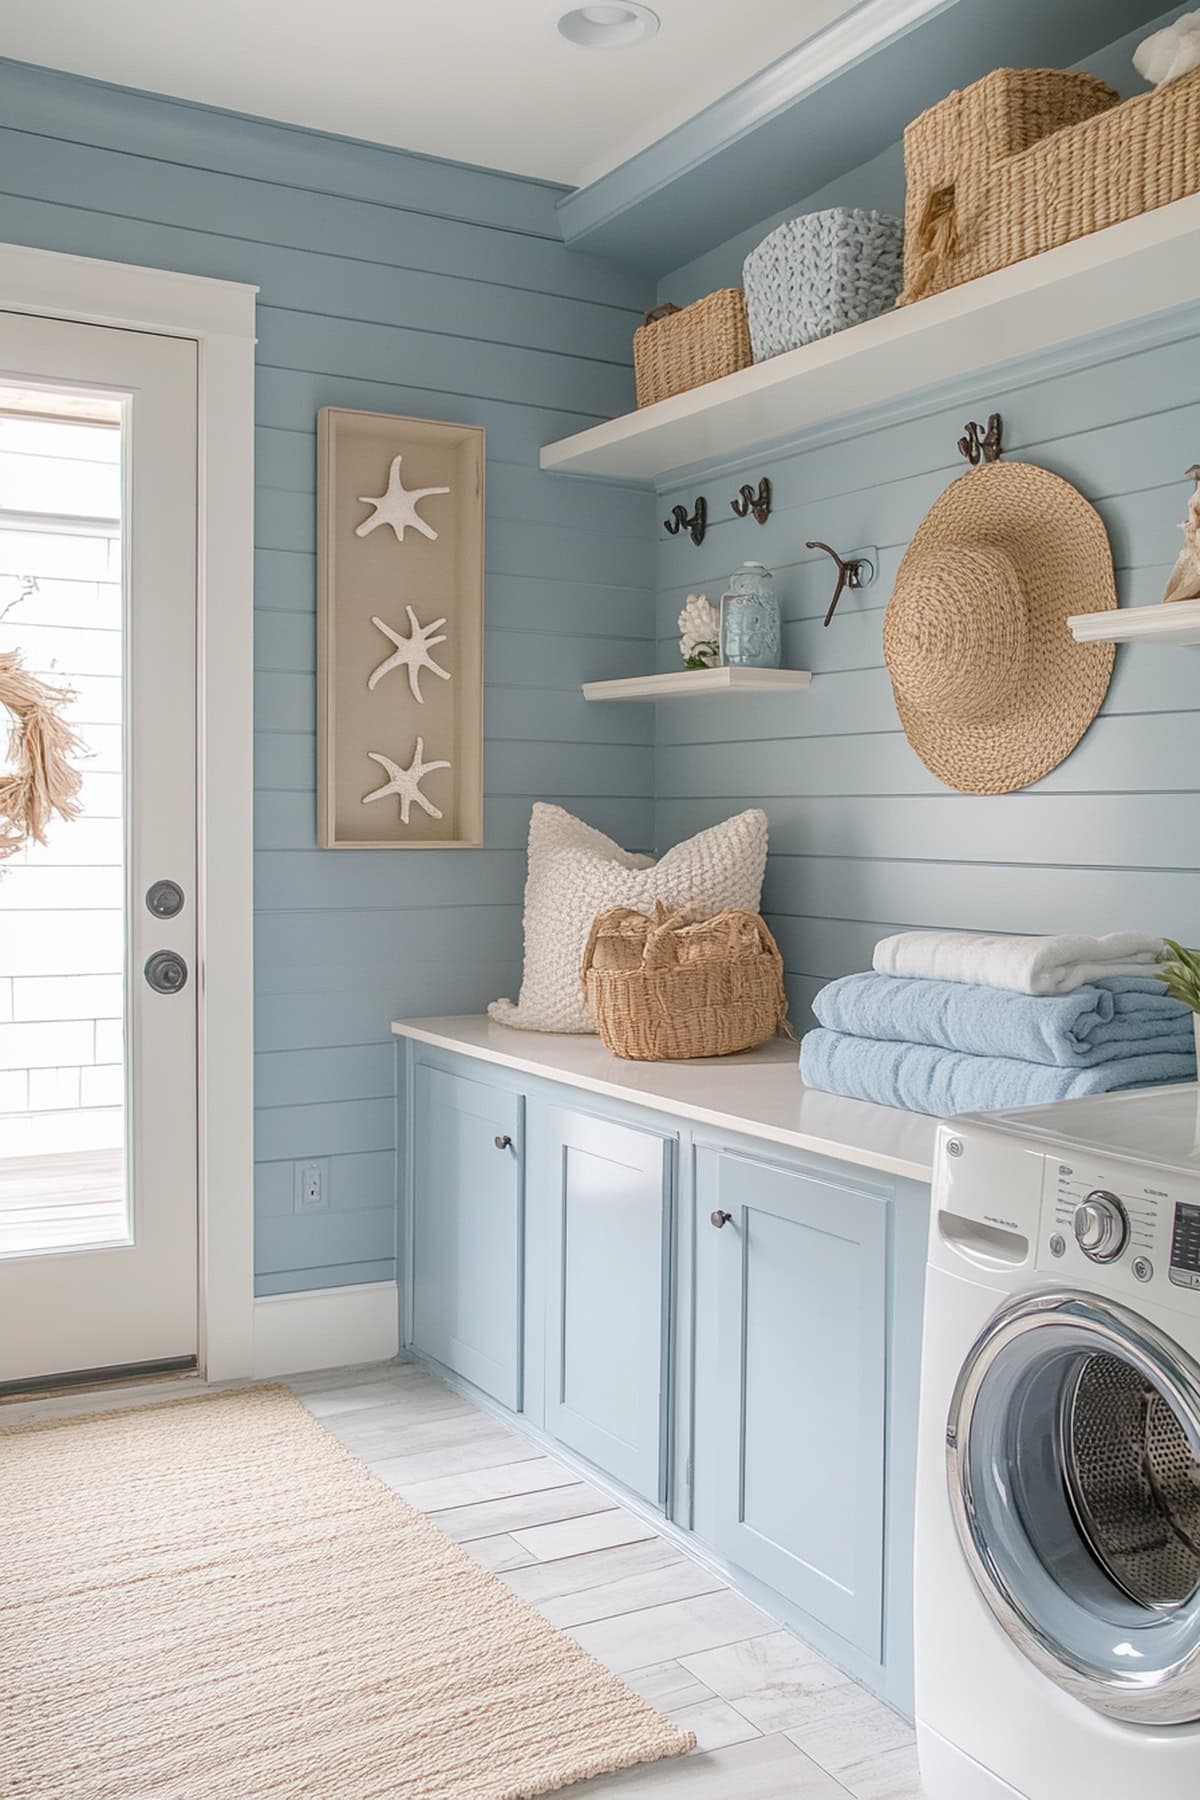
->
1073, 1190, 1129, 1263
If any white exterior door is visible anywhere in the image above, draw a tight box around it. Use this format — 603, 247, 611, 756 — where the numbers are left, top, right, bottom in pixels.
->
0, 309, 199, 1385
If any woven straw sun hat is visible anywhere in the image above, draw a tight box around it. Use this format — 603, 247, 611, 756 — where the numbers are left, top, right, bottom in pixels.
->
883, 461, 1117, 794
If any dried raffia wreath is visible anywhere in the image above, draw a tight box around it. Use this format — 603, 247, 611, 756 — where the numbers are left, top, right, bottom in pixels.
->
0, 649, 86, 861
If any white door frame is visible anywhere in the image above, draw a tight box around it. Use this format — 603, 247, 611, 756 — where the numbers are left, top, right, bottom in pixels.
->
0, 241, 257, 1381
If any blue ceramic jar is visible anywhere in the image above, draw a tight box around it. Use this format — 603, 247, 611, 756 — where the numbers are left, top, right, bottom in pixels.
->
720, 561, 781, 668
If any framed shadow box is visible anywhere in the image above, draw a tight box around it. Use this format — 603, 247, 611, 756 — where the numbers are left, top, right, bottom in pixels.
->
316, 407, 485, 848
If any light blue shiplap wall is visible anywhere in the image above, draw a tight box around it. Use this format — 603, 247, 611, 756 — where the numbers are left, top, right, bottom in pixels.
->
0, 59, 655, 1294
648, 6, 1200, 1033
654, 327, 1200, 1031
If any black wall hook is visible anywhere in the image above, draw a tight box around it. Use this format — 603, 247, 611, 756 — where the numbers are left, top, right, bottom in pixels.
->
958, 413, 1003, 465
664, 497, 707, 546
731, 478, 772, 525
806, 540, 877, 627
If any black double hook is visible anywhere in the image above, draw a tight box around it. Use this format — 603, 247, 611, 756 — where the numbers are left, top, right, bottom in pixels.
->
958, 413, 1003, 466
730, 478, 771, 525
664, 497, 707, 546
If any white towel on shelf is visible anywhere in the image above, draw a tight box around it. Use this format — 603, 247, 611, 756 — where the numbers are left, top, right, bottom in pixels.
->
872, 930, 1165, 996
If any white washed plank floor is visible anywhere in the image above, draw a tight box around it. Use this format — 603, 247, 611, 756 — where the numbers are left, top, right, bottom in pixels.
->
292, 1361, 925, 1800
0, 1148, 126, 1256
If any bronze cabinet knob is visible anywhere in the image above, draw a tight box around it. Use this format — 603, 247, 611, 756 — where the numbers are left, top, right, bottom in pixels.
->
710, 1209, 733, 1229
494, 1134, 514, 1151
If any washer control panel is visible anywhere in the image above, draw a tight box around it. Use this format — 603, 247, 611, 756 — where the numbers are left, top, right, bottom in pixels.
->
1072, 1189, 1129, 1263
1169, 1201, 1200, 1291
1039, 1156, 1200, 1308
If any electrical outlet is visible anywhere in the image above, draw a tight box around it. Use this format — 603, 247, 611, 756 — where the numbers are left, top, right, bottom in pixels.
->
294, 1158, 330, 1214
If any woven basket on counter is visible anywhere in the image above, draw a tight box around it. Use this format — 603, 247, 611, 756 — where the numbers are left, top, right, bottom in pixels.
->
581, 902, 789, 1061
633, 290, 752, 409
899, 64, 1159, 305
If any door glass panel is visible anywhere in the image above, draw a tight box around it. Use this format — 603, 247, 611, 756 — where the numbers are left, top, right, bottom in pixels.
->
0, 385, 127, 1257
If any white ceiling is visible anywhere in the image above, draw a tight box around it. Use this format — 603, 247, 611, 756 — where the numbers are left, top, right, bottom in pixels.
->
3, 0, 866, 187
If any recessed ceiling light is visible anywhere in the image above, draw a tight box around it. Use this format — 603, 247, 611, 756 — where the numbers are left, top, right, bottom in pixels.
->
557, 4, 660, 50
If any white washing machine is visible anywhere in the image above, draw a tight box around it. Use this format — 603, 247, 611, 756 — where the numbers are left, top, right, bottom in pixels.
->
915, 1082, 1200, 1799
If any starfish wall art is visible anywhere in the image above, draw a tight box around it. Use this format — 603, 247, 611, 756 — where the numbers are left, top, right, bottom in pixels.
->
362, 739, 451, 824
356, 453, 450, 543
317, 409, 483, 848
368, 606, 450, 701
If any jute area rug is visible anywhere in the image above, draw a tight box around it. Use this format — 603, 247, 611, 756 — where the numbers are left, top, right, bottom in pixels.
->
0, 1384, 692, 1799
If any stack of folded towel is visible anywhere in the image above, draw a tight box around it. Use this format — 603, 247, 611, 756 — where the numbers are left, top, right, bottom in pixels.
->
799, 930, 1197, 1115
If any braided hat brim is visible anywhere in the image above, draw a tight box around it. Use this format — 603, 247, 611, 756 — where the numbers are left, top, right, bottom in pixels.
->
885, 462, 1117, 795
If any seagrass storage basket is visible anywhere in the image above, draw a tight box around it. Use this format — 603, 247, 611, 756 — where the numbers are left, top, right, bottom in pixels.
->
898, 66, 1121, 303
582, 903, 789, 1061
633, 290, 752, 408
899, 65, 1200, 305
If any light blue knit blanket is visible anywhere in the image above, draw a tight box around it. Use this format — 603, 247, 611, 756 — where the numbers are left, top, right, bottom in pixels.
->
799, 1029, 1196, 1117
812, 973, 1194, 1069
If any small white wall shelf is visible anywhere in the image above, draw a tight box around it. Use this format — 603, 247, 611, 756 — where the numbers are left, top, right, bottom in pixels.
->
542, 194, 1200, 482
583, 667, 812, 702
1069, 599, 1200, 646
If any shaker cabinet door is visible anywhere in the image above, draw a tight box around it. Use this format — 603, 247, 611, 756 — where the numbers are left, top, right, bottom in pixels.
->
534, 1104, 671, 1505
695, 1146, 888, 1657
410, 1063, 522, 1409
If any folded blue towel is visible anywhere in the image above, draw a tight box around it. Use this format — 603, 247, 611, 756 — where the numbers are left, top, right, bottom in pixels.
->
812, 972, 1193, 1069
799, 1028, 1196, 1117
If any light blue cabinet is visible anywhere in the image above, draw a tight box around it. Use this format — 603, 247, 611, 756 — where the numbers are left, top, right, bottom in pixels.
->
694, 1146, 889, 1660
403, 1042, 927, 1713
410, 1064, 523, 1409
530, 1103, 672, 1506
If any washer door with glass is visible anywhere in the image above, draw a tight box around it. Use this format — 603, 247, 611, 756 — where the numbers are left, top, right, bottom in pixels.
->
949, 1290, 1200, 1724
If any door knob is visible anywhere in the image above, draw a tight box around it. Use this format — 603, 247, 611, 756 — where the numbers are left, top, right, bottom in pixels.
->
494, 1134, 514, 1151
146, 879, 185, 919
710, 1209, 733, 1229
144, 950, 188, 994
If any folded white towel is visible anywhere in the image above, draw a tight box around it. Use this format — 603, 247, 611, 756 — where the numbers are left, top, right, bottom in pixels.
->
872, 930, 1164, 996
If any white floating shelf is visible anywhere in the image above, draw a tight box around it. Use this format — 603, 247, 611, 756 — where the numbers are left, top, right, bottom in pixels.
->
542, 194, 1200, 482
1069, 599, 1200, 646
583, 667, 813, 702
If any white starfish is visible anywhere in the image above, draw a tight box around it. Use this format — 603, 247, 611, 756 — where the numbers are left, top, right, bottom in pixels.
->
356, 454, 450, 543
367, 606, 451, 702
362, 738, 451, 825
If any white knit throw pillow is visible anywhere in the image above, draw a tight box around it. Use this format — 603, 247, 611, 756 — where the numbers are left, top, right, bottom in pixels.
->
490, 803, 769, 1034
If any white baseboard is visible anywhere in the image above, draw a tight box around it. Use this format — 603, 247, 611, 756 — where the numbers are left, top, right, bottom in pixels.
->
252, 1280, 399, 1377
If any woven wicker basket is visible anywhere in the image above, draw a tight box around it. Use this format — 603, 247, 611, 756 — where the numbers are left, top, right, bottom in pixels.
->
581, 903, 789, 1061
633, 290, 752, 409
898, 64, 1142, 304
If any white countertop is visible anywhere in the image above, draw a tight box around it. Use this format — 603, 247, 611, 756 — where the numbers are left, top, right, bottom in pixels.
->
392, 1015, 937, 1184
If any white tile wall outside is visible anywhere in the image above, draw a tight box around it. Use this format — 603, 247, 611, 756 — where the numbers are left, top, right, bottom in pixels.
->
26, 814, 121, 861
0, 910, 122, 976
80, 1064, 123, 1108
0, 1070, 27, 1110
0, 1021, 94, 1070
0, 447, 120, 516
1, 579, 121, 632
0, 454, 124, 1161
28, 1066, 81, 1111
1, 1105, 124, 1156
0, 867, 124, 910
0, 528, 113, 581
12, 976, 122, 1022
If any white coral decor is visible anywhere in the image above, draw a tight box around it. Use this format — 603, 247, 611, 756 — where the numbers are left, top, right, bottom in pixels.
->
678, 593, 721, 668
1135, 10, 1200, 85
